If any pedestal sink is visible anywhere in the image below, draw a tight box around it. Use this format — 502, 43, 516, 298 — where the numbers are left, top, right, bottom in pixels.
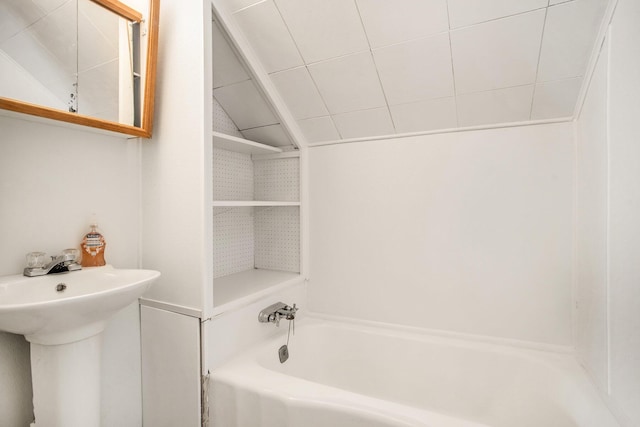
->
0, 265, 160, 427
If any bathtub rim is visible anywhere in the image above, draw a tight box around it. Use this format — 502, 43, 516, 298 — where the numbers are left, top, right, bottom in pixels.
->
212, 316, 621, 427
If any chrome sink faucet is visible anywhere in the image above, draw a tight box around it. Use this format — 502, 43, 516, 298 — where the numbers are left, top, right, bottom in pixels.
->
24, 249, 82, 277
258, 302, 298, 327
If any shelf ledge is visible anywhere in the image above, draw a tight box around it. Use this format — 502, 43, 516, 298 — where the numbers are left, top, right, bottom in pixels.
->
213, 131, 283, 155
212, 269, 302, 315
212, 201, 300, 207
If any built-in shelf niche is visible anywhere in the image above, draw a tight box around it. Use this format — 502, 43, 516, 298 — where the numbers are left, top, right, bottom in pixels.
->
212, 131, 301, 308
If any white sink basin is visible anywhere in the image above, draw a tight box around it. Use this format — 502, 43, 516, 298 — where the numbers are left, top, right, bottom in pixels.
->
0, 265, 160, 345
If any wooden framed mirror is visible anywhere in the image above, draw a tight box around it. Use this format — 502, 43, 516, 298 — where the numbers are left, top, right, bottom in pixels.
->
0, 0, 159, 138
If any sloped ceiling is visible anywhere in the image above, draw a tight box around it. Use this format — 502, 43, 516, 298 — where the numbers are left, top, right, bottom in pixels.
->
214, 0, 610, 145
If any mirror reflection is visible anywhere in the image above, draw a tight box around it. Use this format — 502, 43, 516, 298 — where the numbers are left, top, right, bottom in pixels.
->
0, 0, 139, 126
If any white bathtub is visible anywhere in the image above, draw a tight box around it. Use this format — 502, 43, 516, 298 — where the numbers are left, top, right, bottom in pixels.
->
211, 318, 620, 427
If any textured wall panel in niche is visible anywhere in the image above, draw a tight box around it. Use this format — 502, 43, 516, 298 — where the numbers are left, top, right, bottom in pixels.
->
254, 207, 300, 272
213, 97, 243, 137
213, 207, 255, 278
213, 148, 253, 201
254, 158, 300, 202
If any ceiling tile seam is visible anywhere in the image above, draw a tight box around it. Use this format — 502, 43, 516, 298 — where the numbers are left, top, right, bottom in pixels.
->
79, 57, 118, 74
212, 77, 252, 92
455, 82, 537, 97
213, 76, 251, 90
298, 48, 372, 69
445, 0, 460, 127
388, 94, 458, 109
29, 32, 76, 79
212, 94, 246, 131
233, 0, 270, 14
537, 75, 585, 85
28, 1, 72, 33
269, 0, 336, 130
368, 30, 451, 53
237, 122, 284, 132
528, 6, 550, 120
449, 5, 551, 33
268, 0, 306, 68
352, 0, 398, 135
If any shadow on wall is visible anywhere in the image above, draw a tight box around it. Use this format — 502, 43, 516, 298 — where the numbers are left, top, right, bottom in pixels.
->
0, 332, 33, 426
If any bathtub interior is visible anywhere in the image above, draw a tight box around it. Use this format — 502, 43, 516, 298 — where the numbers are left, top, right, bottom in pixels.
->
213, 319, 620, 427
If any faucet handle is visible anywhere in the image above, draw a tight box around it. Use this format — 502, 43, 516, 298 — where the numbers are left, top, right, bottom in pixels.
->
26, 252, 47, 268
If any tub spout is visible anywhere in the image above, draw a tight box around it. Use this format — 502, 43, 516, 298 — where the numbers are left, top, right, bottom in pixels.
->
258, 302, 298, 327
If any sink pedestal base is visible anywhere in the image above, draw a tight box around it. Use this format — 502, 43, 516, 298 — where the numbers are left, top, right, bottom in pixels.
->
30, 334, 102, 427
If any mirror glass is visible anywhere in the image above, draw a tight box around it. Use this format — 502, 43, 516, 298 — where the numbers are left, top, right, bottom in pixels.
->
77, 0, 136, 125
0, 0, 156, 136
0, 0, 79, 113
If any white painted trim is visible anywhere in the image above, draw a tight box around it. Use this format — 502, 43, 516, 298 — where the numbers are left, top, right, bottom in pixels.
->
213, 131, 282, 155
299, 146, 309, 282
308, 312, 575, 354
574, 0, 619, 120
139, 298, 203, 318
307, 117, 573, 147
203, 0, 215, 322
571, 119, 578, 351
604, 27, 612, 396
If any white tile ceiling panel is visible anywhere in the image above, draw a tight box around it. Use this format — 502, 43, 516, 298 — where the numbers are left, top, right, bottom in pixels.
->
537, 0, 608, 82
213, 20, 250, 89
214, 0, 610, 141
214, 80, 279, 130
233, 0, 303, 73
531, 77, 583, 119
451, 10, 545, 94
77, 59, 119, 118
356, 0, 448, 48
373, 33, 454, 106
297, 116, 340, 143
390, 97, 458, 133
78, 11, 118, 73
457, 85, 534, 127
0, 0, 45, 43
213, 96, 243, 137
241, 124, 293, 147
80, 0, 119, 46
332, 107, 395, 139
218, 0, 264, 13
32, 0, 68, 13
275, 0, 369, 64
448, 0, 548, 29
308, 51, 387, 115
26, 0, 78, 75
270, 66, 328, 120
1, 29, 75, 87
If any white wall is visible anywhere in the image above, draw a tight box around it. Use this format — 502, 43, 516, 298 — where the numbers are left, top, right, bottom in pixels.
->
309, 123, 574, 346
0, 116, 143, 426
575, 31, 609, 393
576, 0, 640, 424
141, 0, 211, 313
